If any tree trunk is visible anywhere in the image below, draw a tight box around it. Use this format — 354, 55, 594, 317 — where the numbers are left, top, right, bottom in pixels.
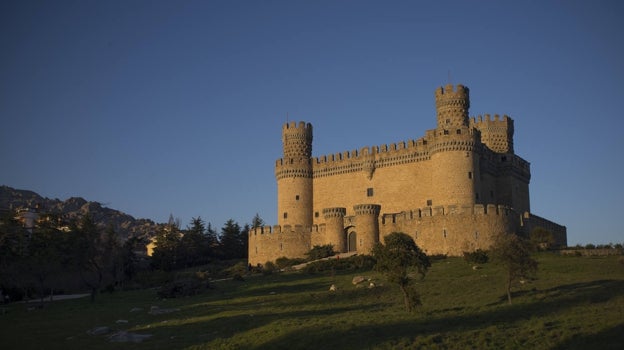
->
507, 276, 513, 305
400, 285, 412, 312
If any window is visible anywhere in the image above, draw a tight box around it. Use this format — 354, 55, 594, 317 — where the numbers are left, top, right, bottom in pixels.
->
315, 212, 319, 218
475, 231, 479, 240
414, 231, 418, 239
426, 199, 432, 206
468, 172, 472, 179
456, 129, 461, 134
367, 188, 374, 197
443, 229, 447, 238
295, 195, 300, 201
443, 129, 449, 135
283, 212, 288, 219
445, 119, 450, 124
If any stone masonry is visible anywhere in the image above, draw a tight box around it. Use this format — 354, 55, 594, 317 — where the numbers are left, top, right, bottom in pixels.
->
248, 84, 566, 265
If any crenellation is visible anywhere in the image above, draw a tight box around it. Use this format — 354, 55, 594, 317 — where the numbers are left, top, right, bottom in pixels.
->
251, 83, 566, 265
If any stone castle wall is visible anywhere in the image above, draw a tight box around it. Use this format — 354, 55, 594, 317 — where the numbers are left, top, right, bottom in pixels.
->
249, 84, 566, 266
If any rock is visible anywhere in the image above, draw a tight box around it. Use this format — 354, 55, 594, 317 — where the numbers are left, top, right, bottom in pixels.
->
87, 326, 111, 336
368, 282, 376, 289
472, 265, 482, 270
352, 276, 367, 285
108, 331, 152, 343
115, 319, 128, 324
149, 306, 180, 315
130, 307, 143, 312
329, 284, 337, 292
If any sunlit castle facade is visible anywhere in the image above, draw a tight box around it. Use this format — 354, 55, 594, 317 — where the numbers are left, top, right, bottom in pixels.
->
248, 84, 566, 265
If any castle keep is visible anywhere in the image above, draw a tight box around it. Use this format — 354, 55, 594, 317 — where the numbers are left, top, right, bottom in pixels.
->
248, 84, 566, 265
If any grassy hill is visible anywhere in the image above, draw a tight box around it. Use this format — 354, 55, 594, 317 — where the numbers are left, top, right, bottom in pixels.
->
1, 253, 623, 349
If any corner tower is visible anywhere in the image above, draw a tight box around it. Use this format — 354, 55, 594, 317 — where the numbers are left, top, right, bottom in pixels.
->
275, 121, 314, 226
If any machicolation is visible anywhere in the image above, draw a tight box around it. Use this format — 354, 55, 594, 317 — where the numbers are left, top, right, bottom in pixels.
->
249, 83, 566, 265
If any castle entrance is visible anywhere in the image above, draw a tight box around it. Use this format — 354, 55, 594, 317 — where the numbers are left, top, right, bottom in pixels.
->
348, 232, 357, 252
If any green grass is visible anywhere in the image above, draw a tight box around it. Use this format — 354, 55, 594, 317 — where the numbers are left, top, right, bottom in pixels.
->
1, 253, 623, 349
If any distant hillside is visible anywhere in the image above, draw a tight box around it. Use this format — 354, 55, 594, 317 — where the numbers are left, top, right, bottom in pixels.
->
0, 185, 160, 240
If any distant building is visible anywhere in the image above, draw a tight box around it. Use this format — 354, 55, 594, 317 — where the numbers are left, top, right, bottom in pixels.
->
16, 208, 39, 233
248, 83, 566, 265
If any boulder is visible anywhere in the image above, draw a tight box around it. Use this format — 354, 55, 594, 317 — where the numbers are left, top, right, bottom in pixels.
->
352, 276, 367, 285
109, 331, 152, 343
87, 326, 111, 336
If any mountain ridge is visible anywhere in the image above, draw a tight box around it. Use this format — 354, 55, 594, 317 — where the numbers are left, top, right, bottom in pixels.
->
0, 185, 159, 240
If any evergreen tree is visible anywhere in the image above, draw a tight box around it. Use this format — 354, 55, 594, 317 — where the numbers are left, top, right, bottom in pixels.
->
251, 213, 264, 229
180, 217, 209, 267
150, 224, 182, 271
220, 219, 245, 259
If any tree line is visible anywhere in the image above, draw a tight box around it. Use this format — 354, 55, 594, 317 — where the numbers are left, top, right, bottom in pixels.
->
0, 209, 262, 303
149, 215, 255, 271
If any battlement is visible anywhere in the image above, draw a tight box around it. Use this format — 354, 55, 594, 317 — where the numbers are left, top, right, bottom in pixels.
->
283, 121, 313, 134
310, 138, 431, 178
381, 203, 517, 225
435, 84, 469, 100
249, 224, 322, 236
470, 114, 513, 124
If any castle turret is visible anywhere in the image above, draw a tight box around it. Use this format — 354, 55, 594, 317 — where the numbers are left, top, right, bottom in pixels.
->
276, 121, 314, 226
354, 204, 381, 254
430, 84, 480, 207
470, 114, 514, 153
435, 84, 470, 128
323, 207, 347, 253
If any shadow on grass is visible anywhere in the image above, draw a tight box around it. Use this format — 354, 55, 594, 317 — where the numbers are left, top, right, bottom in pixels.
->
247, 279, 624, 349
552, 324, 624, 350
493, 279, 624, 305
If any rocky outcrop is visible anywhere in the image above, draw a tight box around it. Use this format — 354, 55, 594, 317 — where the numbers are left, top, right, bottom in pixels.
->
0, 185, 160, 240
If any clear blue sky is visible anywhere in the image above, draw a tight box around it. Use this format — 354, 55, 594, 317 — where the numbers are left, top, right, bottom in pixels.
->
1, 1, 622, 245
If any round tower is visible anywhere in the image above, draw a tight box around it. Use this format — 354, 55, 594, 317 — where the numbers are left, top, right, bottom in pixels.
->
435, 84, 470, 128
322, 207, 347, 253
276, 121, 314, 227
353, 204, 381, 254
430, 84, 479, 207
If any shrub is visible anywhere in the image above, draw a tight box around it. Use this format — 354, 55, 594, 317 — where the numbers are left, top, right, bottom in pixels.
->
157, 276, 210, 298
463, 249, 489, 264
275, 256, 306, 269
263, 261, 277, 275
303, 255, 375, 274
429, 254, 448, 261
306, 244, 335, 261
585, 244, 596, 249
225, 262, 248, 280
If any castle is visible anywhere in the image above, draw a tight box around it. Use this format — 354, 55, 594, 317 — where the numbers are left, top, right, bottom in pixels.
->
248, 84, 566, 265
